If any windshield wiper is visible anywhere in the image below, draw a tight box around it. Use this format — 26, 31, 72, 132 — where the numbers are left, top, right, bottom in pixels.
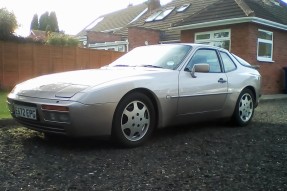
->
113, 64, 163, 68
139, 65, 163, 69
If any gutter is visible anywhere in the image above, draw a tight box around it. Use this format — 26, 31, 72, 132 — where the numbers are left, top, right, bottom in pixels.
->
88, 40, 129, 48
169, 17, 287, 31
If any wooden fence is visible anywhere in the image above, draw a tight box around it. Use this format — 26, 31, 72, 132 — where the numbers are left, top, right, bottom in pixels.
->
0, 41, 124, 90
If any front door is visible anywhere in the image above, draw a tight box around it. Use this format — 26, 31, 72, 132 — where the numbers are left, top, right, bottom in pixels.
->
178, 48, 228, 115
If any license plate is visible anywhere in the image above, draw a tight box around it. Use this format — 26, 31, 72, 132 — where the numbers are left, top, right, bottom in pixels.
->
14, 104, 37, 120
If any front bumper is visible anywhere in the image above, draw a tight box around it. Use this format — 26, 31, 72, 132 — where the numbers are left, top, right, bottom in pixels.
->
7, 95, 117, 137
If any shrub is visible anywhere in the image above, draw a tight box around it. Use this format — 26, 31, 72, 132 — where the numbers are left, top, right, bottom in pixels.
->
46, 33, 79, 46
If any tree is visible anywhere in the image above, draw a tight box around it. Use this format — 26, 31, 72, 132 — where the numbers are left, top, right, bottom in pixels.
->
30, 14, 39, 30
38, 11, 59, 32
49, 11, 59, 32
39, 11, 49, 31
0, 8, 18, 38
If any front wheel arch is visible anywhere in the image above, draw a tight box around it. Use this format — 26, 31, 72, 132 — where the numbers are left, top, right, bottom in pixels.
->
111, 91, 157, 147
117, 88, 160, 128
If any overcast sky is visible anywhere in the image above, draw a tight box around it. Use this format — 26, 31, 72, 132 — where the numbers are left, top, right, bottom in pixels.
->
0, 0, 172, 36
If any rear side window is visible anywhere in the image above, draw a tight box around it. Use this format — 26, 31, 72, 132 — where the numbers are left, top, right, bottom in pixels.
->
186, 49, 222, 73
220, 51, 237, 72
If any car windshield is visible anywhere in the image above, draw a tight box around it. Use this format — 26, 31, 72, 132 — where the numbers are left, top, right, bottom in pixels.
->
109, 44, 192, 70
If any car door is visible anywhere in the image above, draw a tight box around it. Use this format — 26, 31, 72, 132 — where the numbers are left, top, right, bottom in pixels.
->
178, 48, 228, 115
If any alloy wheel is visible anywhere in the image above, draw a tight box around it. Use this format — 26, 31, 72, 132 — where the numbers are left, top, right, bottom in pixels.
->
239, 93, 254, 122
121, 100, 150, 142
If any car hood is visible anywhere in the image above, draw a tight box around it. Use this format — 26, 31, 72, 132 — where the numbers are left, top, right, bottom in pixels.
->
13, 67, 165, 99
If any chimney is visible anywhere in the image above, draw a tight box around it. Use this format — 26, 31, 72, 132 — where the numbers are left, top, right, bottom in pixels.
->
147, 0, 161, 12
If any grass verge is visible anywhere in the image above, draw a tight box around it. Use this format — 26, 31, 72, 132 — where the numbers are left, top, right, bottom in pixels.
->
0, 91, 11, 119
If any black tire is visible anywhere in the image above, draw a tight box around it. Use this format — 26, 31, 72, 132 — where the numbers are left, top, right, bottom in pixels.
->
233, 88, 255, 127
112, 92, 156, 148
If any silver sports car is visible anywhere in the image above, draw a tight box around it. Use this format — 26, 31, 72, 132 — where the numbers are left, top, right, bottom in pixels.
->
7, 44, 261, 147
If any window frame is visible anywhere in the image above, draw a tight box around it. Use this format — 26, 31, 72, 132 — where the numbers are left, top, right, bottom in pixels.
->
145, 10, 163, 22
219, 51, 237, 73
155, 7, 175, 21
195, 29, 231, 51
257, 29, 273, 62
176, 4, 190, 12
145, 7, 174, 22
185, 48, 223, 73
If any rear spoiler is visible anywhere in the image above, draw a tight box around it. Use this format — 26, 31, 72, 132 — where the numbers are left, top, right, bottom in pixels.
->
251, 65, 260, 70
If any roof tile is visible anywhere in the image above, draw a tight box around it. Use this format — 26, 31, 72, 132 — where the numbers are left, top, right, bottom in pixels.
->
130, 0, 220, 42
173, 0, 287, 27
77, 4, 147, 37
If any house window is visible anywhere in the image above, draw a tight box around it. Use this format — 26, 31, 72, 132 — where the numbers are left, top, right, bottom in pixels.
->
176, 4, 190, 12
145, 10, 162, 22
155, 7, 175, 21
257, 29, 273, 62
145, 7, 174, 22
195, 29, 231, 51
86, 17, 104, 30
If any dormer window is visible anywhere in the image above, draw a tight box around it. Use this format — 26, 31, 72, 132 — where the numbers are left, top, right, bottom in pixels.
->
145, 7, 175, 22
176, 4, 190, 12
155, 7, 175, 21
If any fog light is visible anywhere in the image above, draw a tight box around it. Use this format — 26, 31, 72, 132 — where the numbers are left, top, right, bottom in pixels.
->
41, 105, 70, 124
58, 113, 70, 123
50, 113, 56, 121
43, 111, 71, 124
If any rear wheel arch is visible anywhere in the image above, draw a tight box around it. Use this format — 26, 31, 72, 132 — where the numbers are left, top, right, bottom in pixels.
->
245, 86, 257, 102
242, 85, 259, 107
232, 87, 255, 126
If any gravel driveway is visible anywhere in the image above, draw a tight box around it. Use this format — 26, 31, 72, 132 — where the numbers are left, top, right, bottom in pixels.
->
0, 99, 286, 191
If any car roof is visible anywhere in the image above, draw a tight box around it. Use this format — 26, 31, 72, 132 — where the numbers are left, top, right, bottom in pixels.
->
154, 43, 228, 52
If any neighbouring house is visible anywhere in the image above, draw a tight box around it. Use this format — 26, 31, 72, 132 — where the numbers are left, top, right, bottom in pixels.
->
76, 0, 287, 94
128, 0, 287, 94
170, 0, 287, 94
76, 0, 161, 52
128, 0, 219, 49
28, 30, 50, 41
28, 30, 65, 42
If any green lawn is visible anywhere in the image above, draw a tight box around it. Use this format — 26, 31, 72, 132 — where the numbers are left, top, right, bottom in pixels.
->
0, 91, 11, 119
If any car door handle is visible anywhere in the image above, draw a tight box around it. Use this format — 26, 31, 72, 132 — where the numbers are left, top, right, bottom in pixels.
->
218, 78, 227, 83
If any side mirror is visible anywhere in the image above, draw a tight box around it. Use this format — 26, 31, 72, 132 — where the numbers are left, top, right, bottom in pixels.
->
190, 64, 210, 78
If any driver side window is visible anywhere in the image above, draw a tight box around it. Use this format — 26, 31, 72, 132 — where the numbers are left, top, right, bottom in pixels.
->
186, 49, 222, 73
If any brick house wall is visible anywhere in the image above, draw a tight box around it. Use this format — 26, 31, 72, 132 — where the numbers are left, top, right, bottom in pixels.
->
128, 27, 161, 50
181, 23, 287, 94
87, 31, 122, 44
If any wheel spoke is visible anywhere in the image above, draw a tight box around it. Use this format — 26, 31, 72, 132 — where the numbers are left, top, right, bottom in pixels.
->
123, 108, 134, 119
121, 118, 133, 131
